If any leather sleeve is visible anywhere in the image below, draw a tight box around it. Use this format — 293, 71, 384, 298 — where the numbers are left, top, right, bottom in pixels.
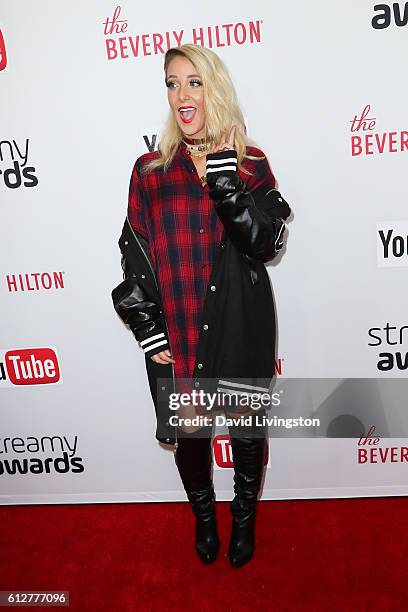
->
112, 256, 171, 358
206, 150, 291, 263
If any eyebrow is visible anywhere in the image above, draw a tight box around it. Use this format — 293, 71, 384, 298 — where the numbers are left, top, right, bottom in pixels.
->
166, 74, 201, 79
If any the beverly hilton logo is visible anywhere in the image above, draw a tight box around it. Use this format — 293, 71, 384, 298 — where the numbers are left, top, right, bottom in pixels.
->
102, 6, 263, 60
357, 425, 408, 464
349, 104, 408, 157
4, 271, 65, 292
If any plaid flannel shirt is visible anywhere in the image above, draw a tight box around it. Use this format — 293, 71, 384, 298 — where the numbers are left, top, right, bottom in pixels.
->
127, 140, 276, 392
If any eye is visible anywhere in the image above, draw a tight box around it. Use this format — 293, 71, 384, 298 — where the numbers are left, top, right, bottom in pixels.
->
165, 80, 177, 88
190, 79, 202, 87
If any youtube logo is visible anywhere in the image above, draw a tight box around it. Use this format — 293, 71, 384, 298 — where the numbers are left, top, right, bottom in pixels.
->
213, 435, 270, 469
0, 348, 62, 387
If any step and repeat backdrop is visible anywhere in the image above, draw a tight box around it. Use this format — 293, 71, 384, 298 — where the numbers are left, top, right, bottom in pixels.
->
1, 1, 407, 504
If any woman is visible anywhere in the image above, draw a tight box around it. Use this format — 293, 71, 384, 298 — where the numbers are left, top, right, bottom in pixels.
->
112, 44, 291, 568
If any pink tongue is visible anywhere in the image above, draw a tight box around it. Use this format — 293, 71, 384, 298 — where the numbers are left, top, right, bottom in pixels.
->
183, 109, 195, 120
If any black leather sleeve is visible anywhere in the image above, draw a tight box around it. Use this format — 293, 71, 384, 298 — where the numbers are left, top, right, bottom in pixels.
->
111, 255, 170, 359
206, 150, 291, 263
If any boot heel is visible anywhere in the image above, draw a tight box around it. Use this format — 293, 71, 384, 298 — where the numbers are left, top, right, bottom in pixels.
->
228, 497, 257, 568
195, 511, 220, 564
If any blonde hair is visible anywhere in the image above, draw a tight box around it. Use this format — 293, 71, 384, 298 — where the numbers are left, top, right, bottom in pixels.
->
142, 43, 264, 175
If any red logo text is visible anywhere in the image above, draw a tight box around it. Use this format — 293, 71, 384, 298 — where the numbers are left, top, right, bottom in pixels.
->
0, 30, 7, 71
350, 104, 408, 156
357, 425, 408, 463
213, 434, 269, 468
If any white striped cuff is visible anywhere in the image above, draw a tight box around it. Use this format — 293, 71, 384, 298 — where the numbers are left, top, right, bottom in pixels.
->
216, 379, 271, 397
206, 149, 238, 177
139, 332, 170, 357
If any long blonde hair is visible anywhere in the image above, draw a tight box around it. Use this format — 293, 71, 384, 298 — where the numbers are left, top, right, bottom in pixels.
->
142, 44, 264, 175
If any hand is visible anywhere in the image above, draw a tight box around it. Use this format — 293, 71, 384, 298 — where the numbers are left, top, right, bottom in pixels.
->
210, 124, 236, 154
150, 349, 175, 365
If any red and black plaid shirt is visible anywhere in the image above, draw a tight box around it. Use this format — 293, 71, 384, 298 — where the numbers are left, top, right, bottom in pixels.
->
128, 140, 276, 393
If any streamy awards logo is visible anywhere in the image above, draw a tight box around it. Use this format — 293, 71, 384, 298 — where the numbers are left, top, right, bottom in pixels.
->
0, 139, 38, 189
102, 5, 263, 61
368, 323, 408, 371
0, 348, 62, 387
372, 2, 408, 29
0, 434, 84, 476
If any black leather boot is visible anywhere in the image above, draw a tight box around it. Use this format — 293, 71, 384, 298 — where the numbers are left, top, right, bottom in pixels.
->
228, 410, 267, 568
174, 429, 220, 564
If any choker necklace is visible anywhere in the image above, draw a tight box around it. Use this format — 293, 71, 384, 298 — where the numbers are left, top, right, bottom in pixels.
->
183, 136, 207, 145
182, 137, 212, 158
181, 137, 210, 186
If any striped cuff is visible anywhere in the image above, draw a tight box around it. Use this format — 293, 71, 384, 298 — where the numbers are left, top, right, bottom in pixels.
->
216, 378, 271, 398
206, 149, 238, 181
139, 332, 170, 358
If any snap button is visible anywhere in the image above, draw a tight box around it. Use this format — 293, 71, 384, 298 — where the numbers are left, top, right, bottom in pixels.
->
141, 274, 145, 278
161, 386, 166, 390
194, 381, 200, 387
278, 197, 283, 202
221, 243, 225, 249
199, 228, 204, 233
198, 363, 203, 369
124, 240, 129, 245
203, 324, 208, 330
210, 285, 216, 291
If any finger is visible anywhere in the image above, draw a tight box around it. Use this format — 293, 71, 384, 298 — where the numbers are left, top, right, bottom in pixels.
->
151, 351, 172, 364
160, 351, 176, 363
151, 355, 166, 364
217, 141, 228, 152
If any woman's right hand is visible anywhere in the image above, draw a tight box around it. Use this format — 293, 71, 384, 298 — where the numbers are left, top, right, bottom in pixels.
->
209, 124, 236, 154
150, 349, 175, 365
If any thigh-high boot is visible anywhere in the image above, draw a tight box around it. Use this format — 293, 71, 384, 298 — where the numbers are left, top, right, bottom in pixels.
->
174, 427, 220, 564
227, 409, 267, 568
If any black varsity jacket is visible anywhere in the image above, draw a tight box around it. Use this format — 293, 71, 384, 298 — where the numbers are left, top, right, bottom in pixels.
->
112, 149, 292, 445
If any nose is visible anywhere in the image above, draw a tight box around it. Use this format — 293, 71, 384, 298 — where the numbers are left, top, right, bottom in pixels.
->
178, 82, 191, 102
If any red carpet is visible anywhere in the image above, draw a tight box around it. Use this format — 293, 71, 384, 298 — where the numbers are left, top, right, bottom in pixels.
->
1, 497, 407, 611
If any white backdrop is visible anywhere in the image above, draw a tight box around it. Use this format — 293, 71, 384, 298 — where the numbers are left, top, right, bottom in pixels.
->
1, 0, 408, 504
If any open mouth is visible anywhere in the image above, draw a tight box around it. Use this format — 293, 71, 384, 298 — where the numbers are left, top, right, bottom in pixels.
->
178, 106, 197, 124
